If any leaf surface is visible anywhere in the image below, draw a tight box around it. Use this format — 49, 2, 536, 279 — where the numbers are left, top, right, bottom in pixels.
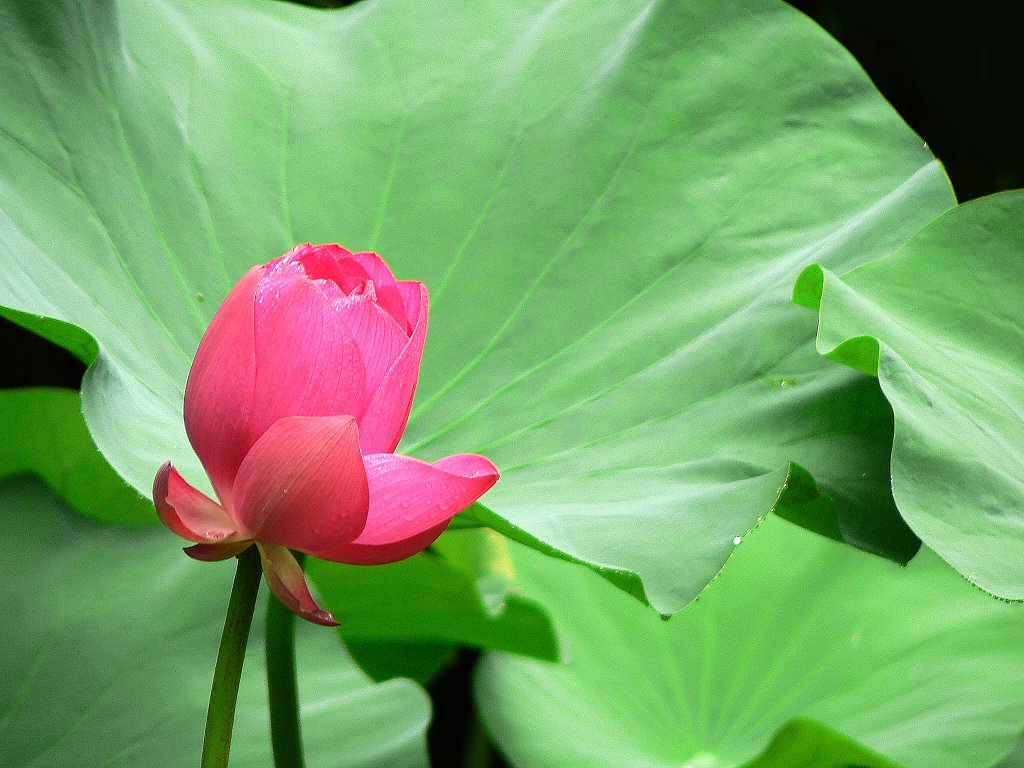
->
0, 0, 954, 610
309, 528, 559, 679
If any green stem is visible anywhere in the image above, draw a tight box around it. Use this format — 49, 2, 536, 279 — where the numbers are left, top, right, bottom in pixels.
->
202, 546, 262, 768
266, 552, 307, 768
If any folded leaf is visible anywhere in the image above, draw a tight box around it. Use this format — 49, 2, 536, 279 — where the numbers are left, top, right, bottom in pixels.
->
794, 191, 1024, 599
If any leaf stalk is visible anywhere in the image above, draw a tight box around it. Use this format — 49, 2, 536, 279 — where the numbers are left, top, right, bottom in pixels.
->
266, 552, 307, 768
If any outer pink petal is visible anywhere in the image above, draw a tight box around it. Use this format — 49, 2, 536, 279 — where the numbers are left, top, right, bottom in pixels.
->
357, 283, 429, 453
184, 266, 262, 504
233, 416, 369, 555
318, 452, 499, 565
314, 522, 450, 566
185, 540, 253, 562
249, 275, 366, 440
153, 462, 241, 544
257, 543, 338, 626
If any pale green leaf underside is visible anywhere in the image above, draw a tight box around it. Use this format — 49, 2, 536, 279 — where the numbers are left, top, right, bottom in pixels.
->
476, 517, 1024, 768
0, 477, 430, 768
794, 191, 1024, 600
0, 0, 954, 612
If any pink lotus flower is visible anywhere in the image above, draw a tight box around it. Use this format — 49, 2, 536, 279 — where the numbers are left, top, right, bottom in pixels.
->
153, 244, 499, 625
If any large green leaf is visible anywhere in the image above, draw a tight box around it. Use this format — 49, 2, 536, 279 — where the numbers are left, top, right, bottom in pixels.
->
0, 0, 954, 612
476, 517, 1024, 768
0, 387, 153, 524
0, 477, 430, 768
794, 191, 1024, 599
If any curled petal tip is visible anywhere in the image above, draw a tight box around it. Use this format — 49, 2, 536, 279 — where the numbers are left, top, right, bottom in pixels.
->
154, 462, 238, 544
184, 540, 252, 562
152, 461, 171, 501
308, 609, 340, 628
258, 542, 337, 627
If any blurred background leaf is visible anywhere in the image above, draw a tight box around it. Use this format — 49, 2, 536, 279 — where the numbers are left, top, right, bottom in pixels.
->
311, 527, 559, 682
743, 719, 901, 768
477, 517, 1024, 768
0, 477, 431, 768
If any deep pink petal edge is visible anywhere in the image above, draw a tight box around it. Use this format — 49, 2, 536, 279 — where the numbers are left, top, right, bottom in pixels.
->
316, 521, 451, 566
185, 540, 253, 562
346, 251, 407, 328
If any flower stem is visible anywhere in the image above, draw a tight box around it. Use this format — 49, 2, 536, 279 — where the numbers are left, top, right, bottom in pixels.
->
202, 545, 262, 768
266, 552, 307, 768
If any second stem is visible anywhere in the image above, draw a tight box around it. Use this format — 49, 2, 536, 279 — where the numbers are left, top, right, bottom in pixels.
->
266, 552, 307, 768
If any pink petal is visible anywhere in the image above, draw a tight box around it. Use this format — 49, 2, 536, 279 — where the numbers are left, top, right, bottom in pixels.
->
233, 416, 369, 555
318, 452, 499, 565
153, 462, 240, 544
269, 244, 361, 284
396, 281, 422, 330
313, 522, 450, 566
185, 540, 253, 562
269, 245, 410, 325
249, 275, 366, 440
334, 292, 409, 406
357, 283, 429, 453
344, 251, 408, 329
184, 266, 262, 505
257, 543, 338, 626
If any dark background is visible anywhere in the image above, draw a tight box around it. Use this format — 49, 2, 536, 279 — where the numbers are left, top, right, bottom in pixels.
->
2, 3, 1019, 766
793, 1, 1022, 201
